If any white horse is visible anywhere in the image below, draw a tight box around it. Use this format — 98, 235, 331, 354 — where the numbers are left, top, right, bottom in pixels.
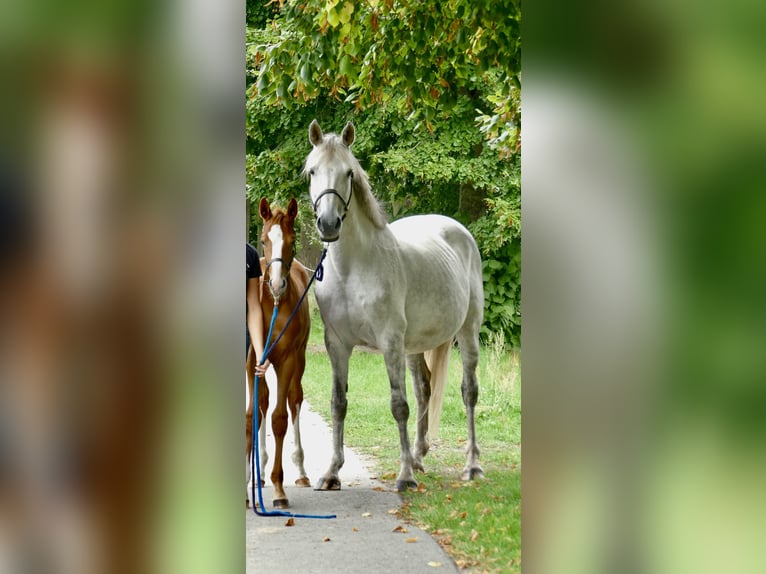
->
306, 120, 484, 492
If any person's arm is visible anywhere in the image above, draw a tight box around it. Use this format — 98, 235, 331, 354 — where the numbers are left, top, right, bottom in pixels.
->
246, 277, 271, 376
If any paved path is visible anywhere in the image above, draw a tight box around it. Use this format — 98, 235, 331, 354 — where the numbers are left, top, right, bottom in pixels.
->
246, 371, 460, 573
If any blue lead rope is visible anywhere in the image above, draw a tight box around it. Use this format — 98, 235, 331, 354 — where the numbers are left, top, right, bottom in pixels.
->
250, 249, 334, 519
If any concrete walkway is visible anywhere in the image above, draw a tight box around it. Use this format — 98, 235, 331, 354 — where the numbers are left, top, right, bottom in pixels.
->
246, 371, 460, 573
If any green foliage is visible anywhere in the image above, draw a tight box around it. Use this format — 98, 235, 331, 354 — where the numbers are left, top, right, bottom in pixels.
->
245, 0, 521, 348
469, 160, 521, 346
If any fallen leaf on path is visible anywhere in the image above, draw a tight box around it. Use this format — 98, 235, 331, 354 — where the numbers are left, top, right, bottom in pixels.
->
387, 509, 399, 515
427, 562, 443, 568
372, 486, 387, 492
322, 537, 331, 542
405, 537, 418, 543
284, 518, 295, 527
392, 525, 408, 533
361, 512, 372, 518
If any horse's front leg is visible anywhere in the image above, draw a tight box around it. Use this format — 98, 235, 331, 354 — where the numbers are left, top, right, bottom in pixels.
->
315, 340, 352, 491
386, 345, 418, 492
270, 365, 290, 508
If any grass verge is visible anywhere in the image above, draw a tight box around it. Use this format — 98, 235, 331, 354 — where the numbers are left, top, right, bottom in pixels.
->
301, 303, 521, 573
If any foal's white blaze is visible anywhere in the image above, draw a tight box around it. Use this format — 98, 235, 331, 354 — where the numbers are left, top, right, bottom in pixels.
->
267, 225, 284, 295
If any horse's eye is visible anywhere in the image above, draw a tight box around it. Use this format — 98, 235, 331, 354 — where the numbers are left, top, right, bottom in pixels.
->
308, 168, 315, 176
347, 169, 353, 178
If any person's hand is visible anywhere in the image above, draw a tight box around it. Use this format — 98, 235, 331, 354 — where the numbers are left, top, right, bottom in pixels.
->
255, 359, 271, 377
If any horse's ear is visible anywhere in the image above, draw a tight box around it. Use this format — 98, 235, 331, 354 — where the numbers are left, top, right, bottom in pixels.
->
309, 119, 323, 146
259, 197, 272, 221
287, 197, 298, 220
341, 122, 355, 147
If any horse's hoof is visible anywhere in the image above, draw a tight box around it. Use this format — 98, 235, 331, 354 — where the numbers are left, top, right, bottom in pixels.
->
461, 467, 485, 481
273, 498, 289, 509
314, 476, 341, 491
295, 477, 311, 488
395, 479, 418, 492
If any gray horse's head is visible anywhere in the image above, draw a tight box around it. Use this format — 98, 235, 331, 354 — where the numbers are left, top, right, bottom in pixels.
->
305, 119, 356, 242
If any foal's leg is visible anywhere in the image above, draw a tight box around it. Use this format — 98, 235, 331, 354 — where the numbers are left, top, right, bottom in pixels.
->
288, 356, 311, 487
385, 340, 418, 492
245, 357, 254, 506
257, 373, 269, 486
270, 364, 290, 508
246, 347, 269, 508
406, 353, 431, 473
315, 339, 352, 491
456, 328, 484, 480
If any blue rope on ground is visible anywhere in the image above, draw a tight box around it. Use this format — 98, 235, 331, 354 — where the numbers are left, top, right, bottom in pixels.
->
250, 249, 335, 519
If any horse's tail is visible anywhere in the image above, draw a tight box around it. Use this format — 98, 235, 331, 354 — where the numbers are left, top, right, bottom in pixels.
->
425, 339, 453, 439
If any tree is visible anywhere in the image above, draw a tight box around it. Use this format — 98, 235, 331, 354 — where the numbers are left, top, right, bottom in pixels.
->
246, 0, 521, 346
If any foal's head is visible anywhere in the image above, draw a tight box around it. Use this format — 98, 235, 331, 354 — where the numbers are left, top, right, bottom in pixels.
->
259, 197, 298, 301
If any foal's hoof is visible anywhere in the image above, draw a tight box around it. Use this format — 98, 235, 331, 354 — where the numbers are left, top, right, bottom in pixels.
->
295, 476, 311, 488
314, 476, 341, 491
273, 498, 289, 509
461, 466, 485, 481
394, 479, 418, 492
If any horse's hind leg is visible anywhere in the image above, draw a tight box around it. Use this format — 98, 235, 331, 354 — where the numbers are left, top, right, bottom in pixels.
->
456, 328, 484, 481
384, 341, 418, 492
406, 353, 431, 472
288, 359, 311, 487
255, 373, 270, 488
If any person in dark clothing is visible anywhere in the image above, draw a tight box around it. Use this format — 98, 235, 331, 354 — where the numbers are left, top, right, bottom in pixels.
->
246, 243, 270, 375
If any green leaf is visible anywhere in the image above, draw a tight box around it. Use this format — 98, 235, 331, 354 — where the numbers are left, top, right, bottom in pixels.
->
339, 1, 354, 24
339, 55, 354, 76
327, 8, 340, 27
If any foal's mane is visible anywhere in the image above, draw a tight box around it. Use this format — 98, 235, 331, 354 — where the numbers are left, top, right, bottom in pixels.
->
305, 133, 388, 230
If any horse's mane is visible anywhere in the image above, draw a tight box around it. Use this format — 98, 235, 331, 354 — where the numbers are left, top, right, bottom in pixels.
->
304, 134, 388, 230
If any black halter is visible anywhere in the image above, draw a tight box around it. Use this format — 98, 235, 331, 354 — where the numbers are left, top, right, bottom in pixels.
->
262, 243, 296, 300
312, 171, 353, 221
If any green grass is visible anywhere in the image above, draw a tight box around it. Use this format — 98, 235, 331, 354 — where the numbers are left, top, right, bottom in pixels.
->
302, 301, 521, 573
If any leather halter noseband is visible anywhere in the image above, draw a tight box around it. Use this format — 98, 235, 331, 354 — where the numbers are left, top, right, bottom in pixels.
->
312, 171, 353, 221
262, 241, 296, 300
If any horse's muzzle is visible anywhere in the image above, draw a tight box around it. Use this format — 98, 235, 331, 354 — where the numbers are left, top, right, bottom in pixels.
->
269, 277, 288, 299
316, 215, 342, 242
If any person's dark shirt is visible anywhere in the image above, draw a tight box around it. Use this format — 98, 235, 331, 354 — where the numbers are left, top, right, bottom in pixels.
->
246, 243, 261, 281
